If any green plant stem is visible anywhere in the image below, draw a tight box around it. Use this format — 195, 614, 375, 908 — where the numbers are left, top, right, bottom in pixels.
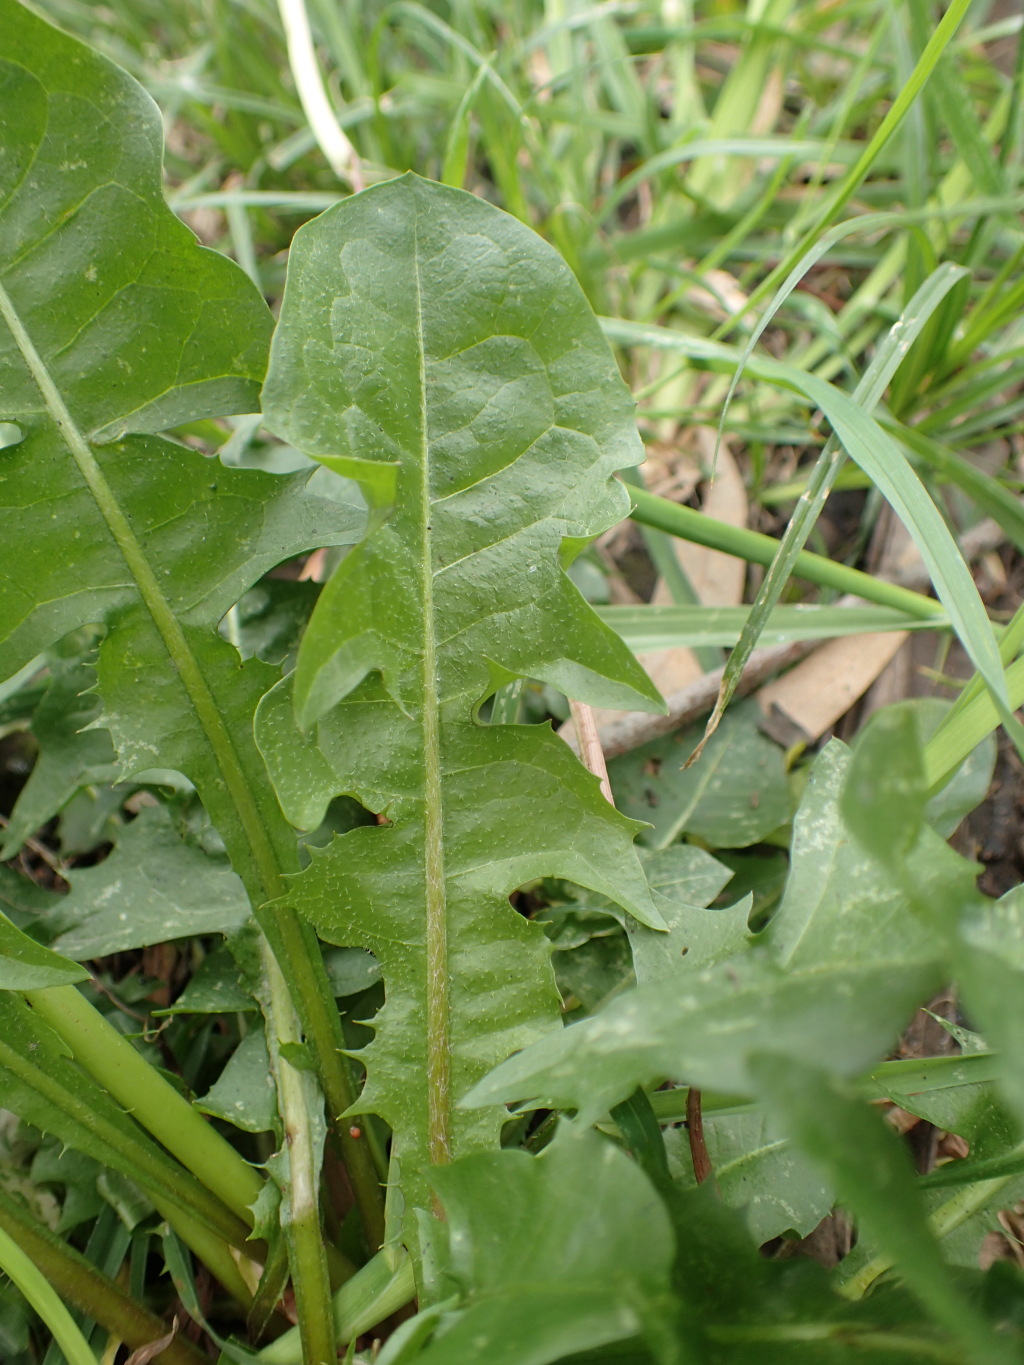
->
627, 486, 947, 621
23, 985, 264, 1224
0, 1222, 98, 1365
260, 941, 337, 1365
264, 911, 386, 1250
277, 0, 361, 184
0, 1191, 207, 1365
619, 469, 722, 672
11, 1000, 258, 1307
837, 1177, 1012, 1301
0, 276, 385, 1253
707, 1322, 960, 1360
258, 1249, 416, 1364
0, 1031, 251, 1252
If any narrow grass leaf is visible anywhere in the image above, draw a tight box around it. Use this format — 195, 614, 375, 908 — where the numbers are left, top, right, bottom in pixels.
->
750, 1057, 1017, 1365
925, 654, 1024, 791
441, 60, 491, 188
887, 419, 1024, 555
0, 911, 87, 990
696, 263, 970, 756
731, 0, 973, 323
767, 370, 1006, 707
0, 1225, 98, 1365
598, 603, 942, 652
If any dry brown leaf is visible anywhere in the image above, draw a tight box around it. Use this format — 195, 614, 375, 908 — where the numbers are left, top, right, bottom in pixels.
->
124, 1319, 179, 1365
562, 433, 748, 748
665, 431, 747, 608
757, 630, 909, 745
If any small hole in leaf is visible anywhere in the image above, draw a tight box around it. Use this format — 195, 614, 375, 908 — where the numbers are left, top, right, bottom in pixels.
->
0, 422, 24, 451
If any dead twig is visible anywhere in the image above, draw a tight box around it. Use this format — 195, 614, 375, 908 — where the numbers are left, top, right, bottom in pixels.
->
568, 698, 614, 803
686, 1086, 713, 1186
565, 638, 815, 762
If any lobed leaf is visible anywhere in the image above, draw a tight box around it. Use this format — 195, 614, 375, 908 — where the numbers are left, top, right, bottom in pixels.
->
608, 700, 790, 850
0, 5, 373, 1329
665, 1113, 833, 1246
751, 1057, 1017, 1365
0, 0, 270, 439
381, 1126, 675, 1365
49, 803, 251, 960
0, 5, 364, 880
466, 741, 965, 1122
0, 650, 117, 860
626, 843, 749, 982
198, 1027, 278, 1135
256, 174, 666, 1246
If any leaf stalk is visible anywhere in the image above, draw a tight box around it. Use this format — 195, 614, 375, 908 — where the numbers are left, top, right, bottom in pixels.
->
0, 1030, 251, 1252
259, 941, 337, 1364
628, 486, 948, 620
0, 1190, 207, 1365
0, 277, 385, 1254
23, 985, 263, 1224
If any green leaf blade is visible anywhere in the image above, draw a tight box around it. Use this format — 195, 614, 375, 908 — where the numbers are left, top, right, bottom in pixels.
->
0, 0, 272, 440
751, 1057, 1017, 1365
467, 740, 959, 1123
262, 174, 663, 727
258, 681, 666, 1222
0, 7, 378, 1319
0, 912, 87, 990
49, 803, 251, 960
257, 175, 666, 1247
401, 1127, 675, 1365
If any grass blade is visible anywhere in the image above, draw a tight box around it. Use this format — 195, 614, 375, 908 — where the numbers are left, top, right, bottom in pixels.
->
0, 1225, 98, 1365
752, 1057, 1017, 1365
694, 263, 970, 754
598, 603, 945, 653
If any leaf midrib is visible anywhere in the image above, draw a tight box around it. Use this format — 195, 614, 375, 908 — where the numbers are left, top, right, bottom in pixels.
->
414, 211, 452, 1167
0, 271, 383, 1246
0, 277, 281, 898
